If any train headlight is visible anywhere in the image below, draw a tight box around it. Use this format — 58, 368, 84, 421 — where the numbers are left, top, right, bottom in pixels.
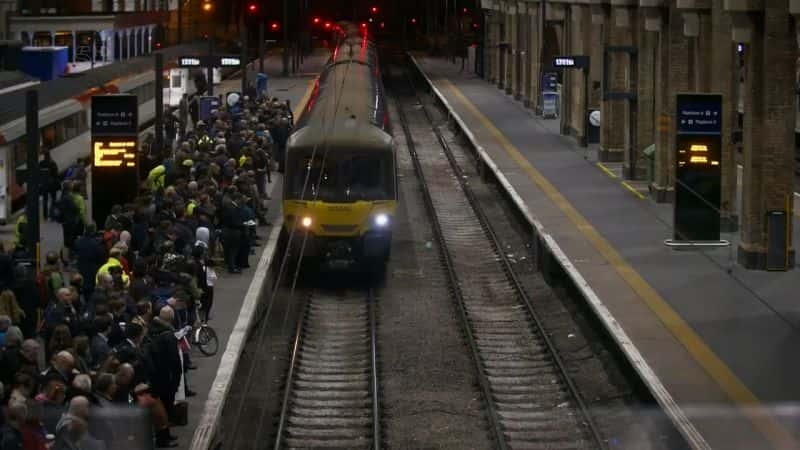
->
301, 216, 313, 228
374, 213, 389, 227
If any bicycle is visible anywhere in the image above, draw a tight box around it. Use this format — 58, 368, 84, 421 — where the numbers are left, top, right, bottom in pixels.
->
183, 298, 219, 356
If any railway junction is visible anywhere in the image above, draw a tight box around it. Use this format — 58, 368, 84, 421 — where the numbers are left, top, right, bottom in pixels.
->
1, 1, 799, 450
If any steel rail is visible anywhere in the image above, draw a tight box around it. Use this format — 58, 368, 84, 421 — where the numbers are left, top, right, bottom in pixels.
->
272, 288, 381, 450
272, 293, 310, 450
399, 58, 607, 450
403, 58, 608, 450
369, 287, 381, 450
392, 66, 511, 450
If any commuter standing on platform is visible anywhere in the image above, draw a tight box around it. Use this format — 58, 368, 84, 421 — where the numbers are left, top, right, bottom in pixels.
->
38, 151, 59, 221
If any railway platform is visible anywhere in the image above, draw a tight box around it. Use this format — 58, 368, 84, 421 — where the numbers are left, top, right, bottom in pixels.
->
412, 55, 800, 450
0, 49, 328, 450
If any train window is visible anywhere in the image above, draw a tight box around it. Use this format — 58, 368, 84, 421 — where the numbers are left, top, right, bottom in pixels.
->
12, 140, 25, 170
63, 113, 79, 140
40, 124, 57, 151
287, 151, 393, 201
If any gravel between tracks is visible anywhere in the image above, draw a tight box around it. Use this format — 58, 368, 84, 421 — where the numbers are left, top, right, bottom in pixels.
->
376, 97, 493, 450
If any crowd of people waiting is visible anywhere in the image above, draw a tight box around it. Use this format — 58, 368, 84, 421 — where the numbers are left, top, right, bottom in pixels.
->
0, 92, 294, 449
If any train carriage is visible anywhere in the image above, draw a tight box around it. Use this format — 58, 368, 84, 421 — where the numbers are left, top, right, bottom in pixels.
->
282, 29, 396, 269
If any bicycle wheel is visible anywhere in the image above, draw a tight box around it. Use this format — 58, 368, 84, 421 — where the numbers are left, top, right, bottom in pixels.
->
195, 325, 219, 356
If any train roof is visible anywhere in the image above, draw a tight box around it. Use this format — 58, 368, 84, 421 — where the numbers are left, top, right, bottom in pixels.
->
332, 37, 378, 67
0, 42, 203, 130
289, 62, 390, 152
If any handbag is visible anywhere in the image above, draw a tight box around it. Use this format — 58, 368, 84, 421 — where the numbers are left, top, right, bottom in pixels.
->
170, 400, 188, 426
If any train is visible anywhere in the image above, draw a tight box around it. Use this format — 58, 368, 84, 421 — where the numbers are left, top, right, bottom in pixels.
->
282, 23, 397, 269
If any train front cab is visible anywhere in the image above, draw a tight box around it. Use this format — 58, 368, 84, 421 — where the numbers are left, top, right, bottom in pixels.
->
282, 146, 397, 269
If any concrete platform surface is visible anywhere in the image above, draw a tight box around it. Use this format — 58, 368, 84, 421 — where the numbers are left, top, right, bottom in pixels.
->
415, 55, 800, 450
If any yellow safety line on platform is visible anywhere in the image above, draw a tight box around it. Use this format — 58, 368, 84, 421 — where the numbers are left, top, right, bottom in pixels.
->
621, 181, 646, 200
596, 162, 618, 179
440, 77, 799, 450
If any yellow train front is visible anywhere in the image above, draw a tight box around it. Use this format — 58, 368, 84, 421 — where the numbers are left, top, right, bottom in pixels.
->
282, 31, 396, 269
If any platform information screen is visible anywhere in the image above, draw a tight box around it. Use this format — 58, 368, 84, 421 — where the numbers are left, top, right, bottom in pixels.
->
674, 93, 722, 241
91, 94, 139, 225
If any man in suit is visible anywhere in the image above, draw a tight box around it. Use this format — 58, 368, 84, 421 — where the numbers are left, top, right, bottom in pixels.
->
111, 323, 148, 385
90, 316, 112, 369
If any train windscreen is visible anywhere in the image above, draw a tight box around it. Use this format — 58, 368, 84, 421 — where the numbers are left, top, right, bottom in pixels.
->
286, 151, 394, 202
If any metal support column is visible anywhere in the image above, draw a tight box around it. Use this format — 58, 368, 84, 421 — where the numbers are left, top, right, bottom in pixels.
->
25, 90, 40, 261
155, 53, 164, 155
207, 36, 214, 96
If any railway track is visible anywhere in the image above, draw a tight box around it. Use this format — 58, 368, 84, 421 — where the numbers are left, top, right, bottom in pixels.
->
273, 289, 381, 450
392, 60, 606, 450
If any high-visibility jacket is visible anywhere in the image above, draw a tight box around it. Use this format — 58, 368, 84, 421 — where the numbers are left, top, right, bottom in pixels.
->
95, 256, 130, 287
146, 165, 166, 192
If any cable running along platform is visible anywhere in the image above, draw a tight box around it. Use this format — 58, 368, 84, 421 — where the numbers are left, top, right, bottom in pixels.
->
273, 288, 381, 449
392, 60, 606, 450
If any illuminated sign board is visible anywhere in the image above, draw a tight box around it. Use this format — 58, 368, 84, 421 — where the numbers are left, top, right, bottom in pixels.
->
552, 55, 589, 70
219, 57, 241, 67
93, 139, 137, 168
91, 95, 139, 225
179, 55, 242, 68
91, 94, 137, 135
179, 57, 202, 67
674, 93, 722, 241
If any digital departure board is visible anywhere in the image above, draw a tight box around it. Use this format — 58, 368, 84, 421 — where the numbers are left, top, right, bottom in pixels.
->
93, 139, 137, 168
674, 94, 722, 241
91, 95, 139, 225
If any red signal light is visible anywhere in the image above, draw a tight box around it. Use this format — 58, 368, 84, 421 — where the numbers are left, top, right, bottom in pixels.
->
462, 7, 468, 13
371, 6, 378, 13
360, 22, 367, 28
410, 18, 417, 24
324, 21, 331, 28
380, 22, 385, 29
270, 21, 279, 30
313, 17, 320, 24
247, 3, 257, 13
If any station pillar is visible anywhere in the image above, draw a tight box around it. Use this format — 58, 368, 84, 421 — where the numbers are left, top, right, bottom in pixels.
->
599, 5, 626, 162
496, 3, 507, 89
709, 0, 738, 231
515, 1, 528, 101
506, 2, 517, 95
736, 3, 796, 269
636, 14, 658, 181
528, 0, 542, 112
650, 5, 690, 202
565, 4, 592, 142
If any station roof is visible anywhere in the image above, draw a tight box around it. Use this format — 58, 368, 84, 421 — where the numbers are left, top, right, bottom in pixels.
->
0, 41, 206, 125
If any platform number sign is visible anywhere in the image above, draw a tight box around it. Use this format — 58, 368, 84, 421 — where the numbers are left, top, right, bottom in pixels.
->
91, 94, 139, 225
674, 93, 722, 241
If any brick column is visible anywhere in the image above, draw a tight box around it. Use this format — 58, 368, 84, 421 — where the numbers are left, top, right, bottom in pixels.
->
599, 6, 627, 162
637, 13, 658, 182
737, 3, 796, 269
529, 1, 542, 111
498, 2, 508, 89
613, 5, 641, 175
515, 1, 528, 100
485, 3, 496, 84
567, 4, 591, 141
710, 0, 738, 231
506, 2, 517, 94
651, 5, 689, 202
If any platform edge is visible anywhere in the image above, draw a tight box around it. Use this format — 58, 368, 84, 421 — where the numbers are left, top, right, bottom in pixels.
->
408, 53, 712, 450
